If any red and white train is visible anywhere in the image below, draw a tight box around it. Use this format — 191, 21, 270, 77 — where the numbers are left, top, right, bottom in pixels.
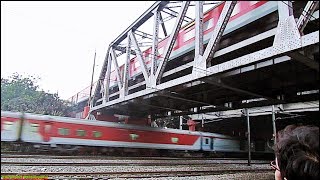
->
1, 111, 240, 155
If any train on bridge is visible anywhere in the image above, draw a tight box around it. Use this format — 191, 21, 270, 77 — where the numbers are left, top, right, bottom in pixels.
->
69, 1, 279, 105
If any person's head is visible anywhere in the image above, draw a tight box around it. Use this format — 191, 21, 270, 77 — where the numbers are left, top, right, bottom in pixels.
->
274, 124, 319, 180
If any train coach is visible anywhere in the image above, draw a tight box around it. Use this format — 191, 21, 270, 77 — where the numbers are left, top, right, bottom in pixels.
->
1, 111, 240, 155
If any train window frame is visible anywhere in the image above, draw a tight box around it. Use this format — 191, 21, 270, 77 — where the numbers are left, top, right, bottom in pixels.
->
30, 123, 39, 133
184, 29, 195, 42
93, 131, 102, 138
58, 128, 70, 136
76, 129, 86, 137
3, 121, 13, 131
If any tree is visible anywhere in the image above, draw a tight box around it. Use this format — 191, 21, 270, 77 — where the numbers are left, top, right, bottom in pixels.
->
1, 73, 74, 116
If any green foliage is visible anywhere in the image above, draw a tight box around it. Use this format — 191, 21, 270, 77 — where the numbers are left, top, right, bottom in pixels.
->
1, 73, 74, 116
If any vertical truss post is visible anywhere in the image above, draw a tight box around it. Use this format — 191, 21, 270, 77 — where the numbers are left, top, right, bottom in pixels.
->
151, 8, 160, 87
110, 47, 123, 89
192, 1, 205, 78
203, 1, 236, 65
104, 49, 113, 102
120, 32, 131, 98
129, 31, 150, 86
297, 1, 319, 34
273, 1, 301, 50
154, 1, 190, 85
195, 1, 204, 58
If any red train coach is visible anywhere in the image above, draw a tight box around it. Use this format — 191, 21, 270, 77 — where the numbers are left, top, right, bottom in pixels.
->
1, 111, 240, 154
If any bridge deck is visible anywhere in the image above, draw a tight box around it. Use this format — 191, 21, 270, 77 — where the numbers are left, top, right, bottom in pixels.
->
70, 1, 319, 119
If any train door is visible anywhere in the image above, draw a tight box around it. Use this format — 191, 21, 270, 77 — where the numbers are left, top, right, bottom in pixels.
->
211, 138, 214, 151
42, 121, 53, 142
201, 137, 212, 151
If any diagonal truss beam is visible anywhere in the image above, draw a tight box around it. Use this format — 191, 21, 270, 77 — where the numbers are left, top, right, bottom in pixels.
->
159, 12, 168, 37
163, 7, 193, 22
120, 33, 132, 98
112, 1, 169, 46
162, 9, 191, 23
91, 46, 111, 105
155, 1, 190, 84
110, 47, 123, 89
297, 1, 319, 34
113, 46, 136, 56
203, 1, 237, 64
103, 49, 113, 102
130, 31, 150, 83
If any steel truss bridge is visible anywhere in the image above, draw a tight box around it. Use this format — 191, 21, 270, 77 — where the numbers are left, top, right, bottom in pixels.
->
70, 1, 318, 120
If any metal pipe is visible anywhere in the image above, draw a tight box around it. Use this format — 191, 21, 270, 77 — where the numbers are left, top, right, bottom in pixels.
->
180, 116, 183, 130
88, 50, 97, 107
246, 108, 251, 166
272, 105, 277, 145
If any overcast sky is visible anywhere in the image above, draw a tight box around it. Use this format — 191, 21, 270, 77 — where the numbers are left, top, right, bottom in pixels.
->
1, 1, 156, 100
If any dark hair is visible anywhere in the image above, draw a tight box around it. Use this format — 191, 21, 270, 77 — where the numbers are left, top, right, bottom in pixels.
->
274, 125, 319, 180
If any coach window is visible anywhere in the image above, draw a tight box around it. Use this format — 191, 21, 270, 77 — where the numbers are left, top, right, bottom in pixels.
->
58, 128, 70, 136
203, 20, 213, 31
3, 121, 13, 130
184, 29, 195, 42
93, 131, 102, 138
158, 47, 164, 55
30, 123, 39, 133
76, 129, 86, 137
205, 138, 209, 145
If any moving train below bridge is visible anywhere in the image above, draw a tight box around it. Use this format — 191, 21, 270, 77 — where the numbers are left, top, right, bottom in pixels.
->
1, 111, 273, 158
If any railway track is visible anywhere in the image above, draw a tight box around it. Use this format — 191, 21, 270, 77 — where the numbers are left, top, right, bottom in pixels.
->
1, 161, 268, 166
1, 169, 273, 179
2, 153, 273, 179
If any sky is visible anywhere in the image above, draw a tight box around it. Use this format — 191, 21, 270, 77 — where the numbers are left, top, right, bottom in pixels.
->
1, 1, 156, 100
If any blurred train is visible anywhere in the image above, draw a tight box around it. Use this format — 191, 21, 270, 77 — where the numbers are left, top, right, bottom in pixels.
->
1, 111, 242, 156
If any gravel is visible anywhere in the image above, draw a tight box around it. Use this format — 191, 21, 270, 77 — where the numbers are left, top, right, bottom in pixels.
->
2, 155, 273, 179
